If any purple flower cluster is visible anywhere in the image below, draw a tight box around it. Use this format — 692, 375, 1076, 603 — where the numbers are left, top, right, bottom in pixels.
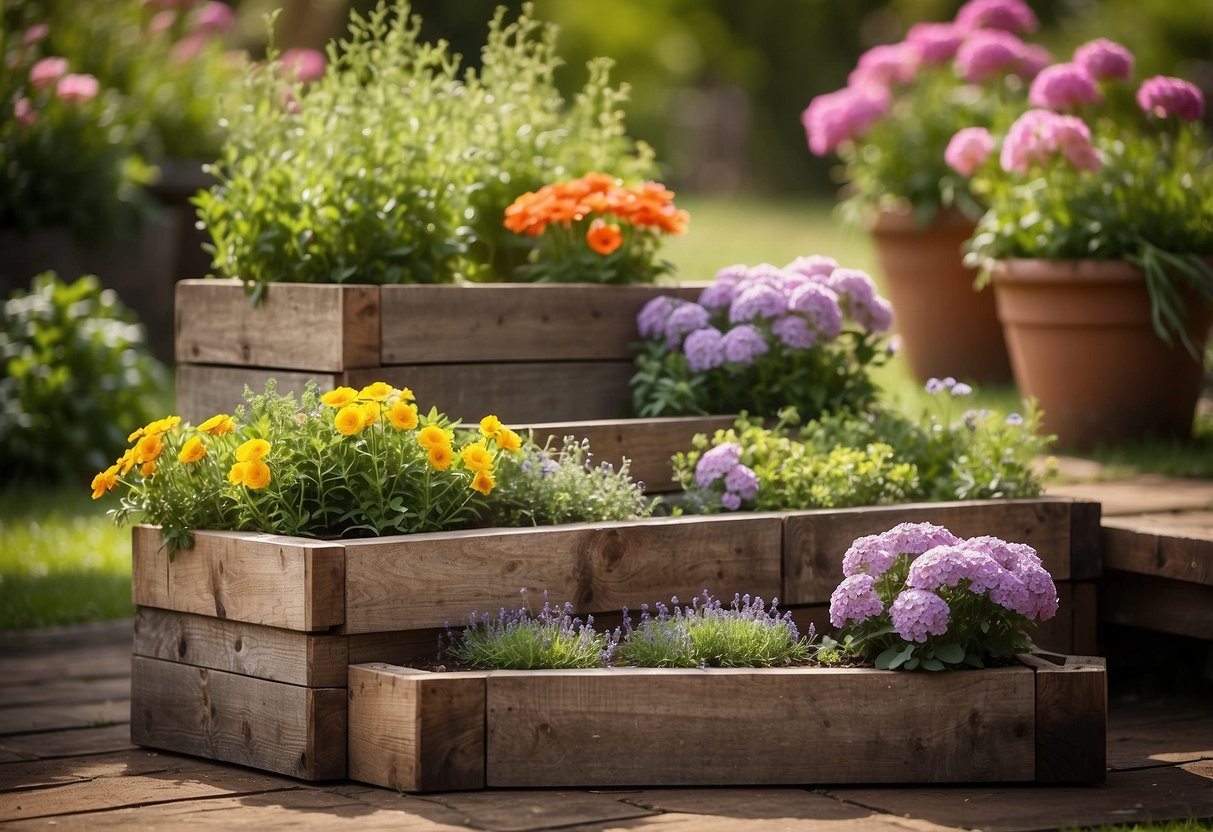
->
829, 573, 885, 628
889, 589, 951, 643
693, 441, 759, 511
925, 376, 972, 396
841, 521, 962, 578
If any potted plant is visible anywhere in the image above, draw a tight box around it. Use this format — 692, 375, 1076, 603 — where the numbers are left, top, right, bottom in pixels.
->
950, 40, 1213, 448
800, 0, 1054, 384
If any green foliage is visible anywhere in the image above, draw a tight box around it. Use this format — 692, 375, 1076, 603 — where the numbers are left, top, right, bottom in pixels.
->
444, 592, 610, 669
196, 1, 653, 297
488, 435, 655, 526
0, 273, 168, 485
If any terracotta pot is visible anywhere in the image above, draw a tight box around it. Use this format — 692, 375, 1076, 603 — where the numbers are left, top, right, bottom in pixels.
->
869, 209, 1012, 384
990, 258, 1212, 449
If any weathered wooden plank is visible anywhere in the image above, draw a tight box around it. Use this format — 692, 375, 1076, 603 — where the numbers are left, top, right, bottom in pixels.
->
1099, 570, 1213, 639
0, 700, 128, 736
132, 528, 344, 632
0, 724, 135, 762
380, 283, 703, 364
175, 279, 380, 371
132, 608, 347, 687
1019, 653, 1107, 784
783, 499, 1086, 605
514, 415, 735, 495
341, 514, 783, 634
347, 628, 445, 666
0, 676, 130, 708
347, 663, 485, 792
130, 656, 346, 781
0, 749, 173, 791
484, 666, 1036, 787
1102, 520, 1213, 586
175, 364, 340, 425
346, 361, 637, 424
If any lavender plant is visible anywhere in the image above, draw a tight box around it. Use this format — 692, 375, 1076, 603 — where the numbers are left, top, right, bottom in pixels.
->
828, 522, 1059, 670
444, 591, 615, 670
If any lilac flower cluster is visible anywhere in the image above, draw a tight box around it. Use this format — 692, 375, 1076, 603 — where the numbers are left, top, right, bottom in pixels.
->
693, 442, 759, 510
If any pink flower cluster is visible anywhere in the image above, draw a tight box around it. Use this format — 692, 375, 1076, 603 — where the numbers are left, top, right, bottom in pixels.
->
692, 442, 760, 511
1138, 75, 1205, 122
998, 108, 1101, 174
13, 55, 103, 127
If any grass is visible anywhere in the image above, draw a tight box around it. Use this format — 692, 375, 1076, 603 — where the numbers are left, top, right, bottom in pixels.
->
1064, 821, 1213, 832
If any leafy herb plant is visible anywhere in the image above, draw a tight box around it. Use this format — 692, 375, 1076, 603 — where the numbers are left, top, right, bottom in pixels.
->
444, 591, 614, 670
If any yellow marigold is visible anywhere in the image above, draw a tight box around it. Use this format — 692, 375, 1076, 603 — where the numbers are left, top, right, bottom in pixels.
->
127, 427, 144, 443
135, 434, 165, 464
117, 448, 136, 475
361, 400, 381, 426
227, 462, 247, 485
497, 428, 522, 453
389, 401, 419, 430
427, 442, 452, 472
334, 405, 367, 436
417, 425, 447, 450
471, 469, 496, 496
178, 436, 207, 464
241, 460, 272, 489
236, 438, 271, 462
460, 441, 493, 473
144, 416, 181, 436
479, 414, 503, 440
140, 460, 157, 477
398, 386, 415, 402
321, 386, 359, 407
359, 381, 394, 402
197, 413, 236, 436
90, 465, 119, 500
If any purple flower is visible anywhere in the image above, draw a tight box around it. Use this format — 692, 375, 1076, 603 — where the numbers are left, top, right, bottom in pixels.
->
954, 0, 1039, 34
699, 264, 750, 310
721, 324, 769, 365
1029, 62, 1102, 110
925, 377, 948, 394
637, 296, 680, 340
787, 283, 843, 340
724, 464, 760, 500
841, 536, 898, 578
784, 255, 838, 282
720, 491, 742, 511
954, 30, 1027, 82
890, 589, 951, 643
951, 382, 973, 397
1013, 560, 1059, 621
683, 327, 725, 372
802, 84, 891, 156
694, 442, 741, 487
665, 302, 711, 347
728, 283, 787, 323
945, 127, 995, 176
906, 22, 965, 64
1137, 75, 1205, 121
1005, 413, 1024, 426
743, 262, 788, 287
966, 536, 1042, 572
1074, 38, 1134, 82
771, 315, 817, 349
828, 269, 892, 333
873, 522, 963, 558
989, 570, 1031, 617
848, 42, 920, 89
829, 574, 885, 628
906, 544, 1000, 591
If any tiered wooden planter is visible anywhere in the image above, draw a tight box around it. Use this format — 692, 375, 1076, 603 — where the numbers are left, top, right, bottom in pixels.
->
174, 280, 704, 424
129, 497, 1102, 783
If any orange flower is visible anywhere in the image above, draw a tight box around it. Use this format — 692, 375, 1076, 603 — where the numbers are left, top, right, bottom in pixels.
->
417, 425, 447, 450
427, 443, 452, 471
470, 469, 496, 496
178, 436, 207, 464
586, 218, 623, 256
227, 462, 247, 485
135, 434, 165, 464
140, 460, 157, 478
242, 460, 272, 489
90, 465, 119, 500
197, 413, 236, 436
235, 438, 271, 462
497, 427, 522, 453
389, 400, 419, 430
117, 448, 136, 475
334, 405, 367, 436
143, 416, 181, 437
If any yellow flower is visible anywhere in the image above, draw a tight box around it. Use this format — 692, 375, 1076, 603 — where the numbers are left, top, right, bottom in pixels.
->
178, 436, 207, 464
389, 401, 419, 430
417, 425, 447, 450
497, 428, 522, 453
321, 386, 359, 407
117, 448, 136, 475
227, 462, 247, 485
361, 400, 381, 426
398, 386, 415, 402
471, 469, 495, 496
334, 405, 367, 436
135, 434, 165, 464
127, 427, 144, 443
460, 441, 493, 473
90, 465, 118, 500
140, 460, 157, 478
359, 381, 394, 402
479, 414, 503, 440
242, 460, 272, 489
235, 438, 271, 462
427, 443, 452, 471
144, 416, 181, 436
197, 413, 236, 436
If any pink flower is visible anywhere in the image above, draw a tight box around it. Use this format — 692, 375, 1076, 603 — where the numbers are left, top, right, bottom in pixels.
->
280, 48, 326, 83
55, 73, 99, 103
801, 84, 890, 156
1074, 38, 1134, 82
13, 97, 36, 127
150, 10, 178, 33
954, 30, 1026, 83
1000, 109, 1100, 174
848, 42, 920, 89
22, 24, 49, 47
1029, 62, 1101, 110
890, 588, 951, 643
1017, 44, 1053, 79
29, 56, 69, 91
945, 127, 995, 176
829, 574, 885, 628
194, 1, 235, 34
905, 22, 965, 64
1137, 75, 1205, 121
172, 32, 208, 63
954, 0, 1039, 33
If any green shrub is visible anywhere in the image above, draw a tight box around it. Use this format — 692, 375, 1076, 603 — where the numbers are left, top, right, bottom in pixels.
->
0, 273, 169, 484
195, 1, 653, 300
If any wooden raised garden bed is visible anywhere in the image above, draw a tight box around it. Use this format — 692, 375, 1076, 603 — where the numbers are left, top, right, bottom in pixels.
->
128, 497, 1101, 782
174, 279, 703, 424
346, 653, 1107, 792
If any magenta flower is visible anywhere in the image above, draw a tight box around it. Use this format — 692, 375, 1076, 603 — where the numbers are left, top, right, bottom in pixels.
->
683, 327, 725, 372
694, 442, 741, 487
1017, 44, 1053, 79
954, 0, 1039, 33
890, 589, 951, 643
954, 29, 1027, 83
194, 1, 235, 34
23, 24, 49, 46
801, 84, 890, 156
55, 73, 100, 103
1074, 38, 1134, 82
848, 42, 920, 89
29, 56, 69, 91
1137, 75, 1205, 121
281, 48, 327, 83
721, 324, 769, 365
13, 97, 36, 127
905, 22, 965, 64
945, 126, 995, 176
829, 573, 885, 628
1029, 62, 1101, 110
